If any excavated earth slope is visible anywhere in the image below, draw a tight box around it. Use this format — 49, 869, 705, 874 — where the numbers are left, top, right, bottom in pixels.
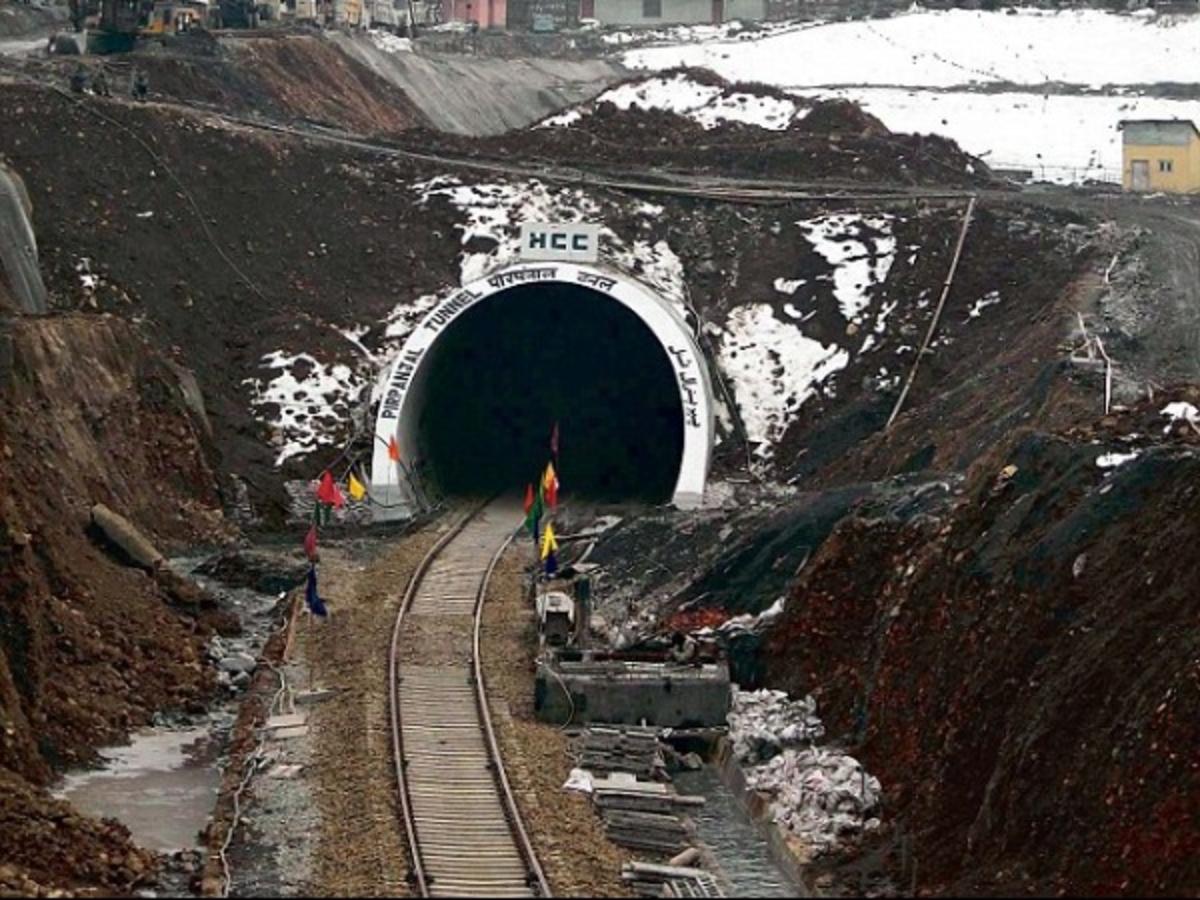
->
765, 400, 1200, 896
0, 315, 230, 894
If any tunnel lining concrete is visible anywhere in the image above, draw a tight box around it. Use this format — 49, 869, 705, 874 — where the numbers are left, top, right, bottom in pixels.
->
371, 262, 714, 513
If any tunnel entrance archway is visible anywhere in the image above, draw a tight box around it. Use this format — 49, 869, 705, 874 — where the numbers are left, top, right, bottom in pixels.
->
371, 263, 713, 513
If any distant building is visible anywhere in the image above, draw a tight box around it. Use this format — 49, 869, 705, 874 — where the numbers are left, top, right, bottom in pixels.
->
586, 0, 766, 25
506, 0, 575, 29
442, 0, 507, 26
1120, 119, 1200, 193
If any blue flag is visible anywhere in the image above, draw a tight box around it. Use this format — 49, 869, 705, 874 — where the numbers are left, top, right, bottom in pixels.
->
305, 565, 328, 618
544, 551, 558, 577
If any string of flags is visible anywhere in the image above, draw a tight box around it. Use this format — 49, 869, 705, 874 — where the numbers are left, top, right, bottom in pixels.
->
524, 422, 562, 577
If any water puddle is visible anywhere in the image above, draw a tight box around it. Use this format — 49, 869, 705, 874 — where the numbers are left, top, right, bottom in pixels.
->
54, 726, 221, 853
51, 554, 285, 856
676, 766, 802, 898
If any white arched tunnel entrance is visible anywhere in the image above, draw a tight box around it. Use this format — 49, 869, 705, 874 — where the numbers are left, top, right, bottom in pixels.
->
371, 262, 713, 513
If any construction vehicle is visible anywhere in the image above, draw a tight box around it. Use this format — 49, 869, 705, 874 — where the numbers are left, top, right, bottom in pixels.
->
216, 0, 265, 29
91, 0, 146, 52
144, 0, 207, 34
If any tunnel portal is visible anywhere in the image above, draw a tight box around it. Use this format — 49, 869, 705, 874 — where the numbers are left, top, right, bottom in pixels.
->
372, 263, 713, 514
418, 283, 683, 501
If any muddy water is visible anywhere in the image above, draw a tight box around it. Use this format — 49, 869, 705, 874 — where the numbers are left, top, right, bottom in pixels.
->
53, 556, 284, 856
676, 766, 802, 898
55, 727, 222, 852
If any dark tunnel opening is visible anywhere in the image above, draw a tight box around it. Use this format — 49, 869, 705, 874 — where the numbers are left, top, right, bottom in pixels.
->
415, 283, 685, 502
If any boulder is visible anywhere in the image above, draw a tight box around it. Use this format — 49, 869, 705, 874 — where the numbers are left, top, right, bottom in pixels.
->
89, 503, 164, 570
217, 652, 256, 675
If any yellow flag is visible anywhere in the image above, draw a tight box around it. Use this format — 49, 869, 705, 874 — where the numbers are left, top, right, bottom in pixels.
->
540, 522, 558, 561
542, 461, 557, 490
347, 472, 367, 502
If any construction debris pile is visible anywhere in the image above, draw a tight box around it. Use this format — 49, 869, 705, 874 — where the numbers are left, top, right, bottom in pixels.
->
568, 727, 701, 855
728, 688, 825, 763
746, 748, 882, 856
729, 688, 881, 856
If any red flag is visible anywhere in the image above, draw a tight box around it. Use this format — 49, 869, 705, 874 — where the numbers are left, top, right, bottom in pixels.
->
550, 422, 559, 458
523, 483, 534, 515
317, 470, 344, 508
388, 436, 401, 463
303, 524, 318, 561
542, 462, 559, 510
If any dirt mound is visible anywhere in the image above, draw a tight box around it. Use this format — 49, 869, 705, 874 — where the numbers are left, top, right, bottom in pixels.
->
472, 70, 991, 186
795, 98, 888, 137
0, 769, 157, 896
509, 110, 984, 187
764, 410, 1200, 895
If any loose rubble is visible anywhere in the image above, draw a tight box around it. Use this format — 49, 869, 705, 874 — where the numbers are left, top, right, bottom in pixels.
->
746, 748, 882, 857
728, 688, 879, 857
728, 688, 825, 764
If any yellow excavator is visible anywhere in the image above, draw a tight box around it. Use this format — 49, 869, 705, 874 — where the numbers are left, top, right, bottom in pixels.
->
58, 0, 256, 54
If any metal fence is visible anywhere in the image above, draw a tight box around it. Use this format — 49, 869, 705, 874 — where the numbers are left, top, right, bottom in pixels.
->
991, 160, 1122, 186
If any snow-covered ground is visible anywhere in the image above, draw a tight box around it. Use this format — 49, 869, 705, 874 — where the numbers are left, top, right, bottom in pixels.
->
715, 212, 901, 459
624, 8, 1200, 89
245, 351, 366, 466
620, 7, 1200, 183
819, 87, 1200, 182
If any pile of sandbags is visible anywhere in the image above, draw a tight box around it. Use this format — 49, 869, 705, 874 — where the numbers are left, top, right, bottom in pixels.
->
728, 687, 826, 764
746, 746, 881, 855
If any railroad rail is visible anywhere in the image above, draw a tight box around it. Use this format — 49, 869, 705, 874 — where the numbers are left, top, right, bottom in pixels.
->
388, 498, 551, 898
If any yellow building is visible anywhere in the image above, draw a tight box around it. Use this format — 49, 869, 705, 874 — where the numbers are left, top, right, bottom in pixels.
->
1120, 119, 1200, 193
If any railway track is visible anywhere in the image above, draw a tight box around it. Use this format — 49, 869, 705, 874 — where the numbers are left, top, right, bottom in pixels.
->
389, 498, 551, 898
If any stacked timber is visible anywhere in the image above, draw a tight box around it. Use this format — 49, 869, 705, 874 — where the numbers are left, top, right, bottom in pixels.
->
575, 726, 667, 778
572, 727, 705, 857
603, 807, 691, 855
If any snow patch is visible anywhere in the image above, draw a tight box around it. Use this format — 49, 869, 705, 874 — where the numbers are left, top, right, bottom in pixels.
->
717, 304, 848, 459
245, 352, 364, 466
967, 290, 1001, 319
1096, 451, 1139, 469
538, 73, 804, 131
1161, 401, 1200, 433
774, 277, 805, 295
369, 30, 412, 54
800, 214, 896, 324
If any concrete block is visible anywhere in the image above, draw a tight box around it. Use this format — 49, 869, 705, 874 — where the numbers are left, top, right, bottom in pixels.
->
535, 658, 731, 728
